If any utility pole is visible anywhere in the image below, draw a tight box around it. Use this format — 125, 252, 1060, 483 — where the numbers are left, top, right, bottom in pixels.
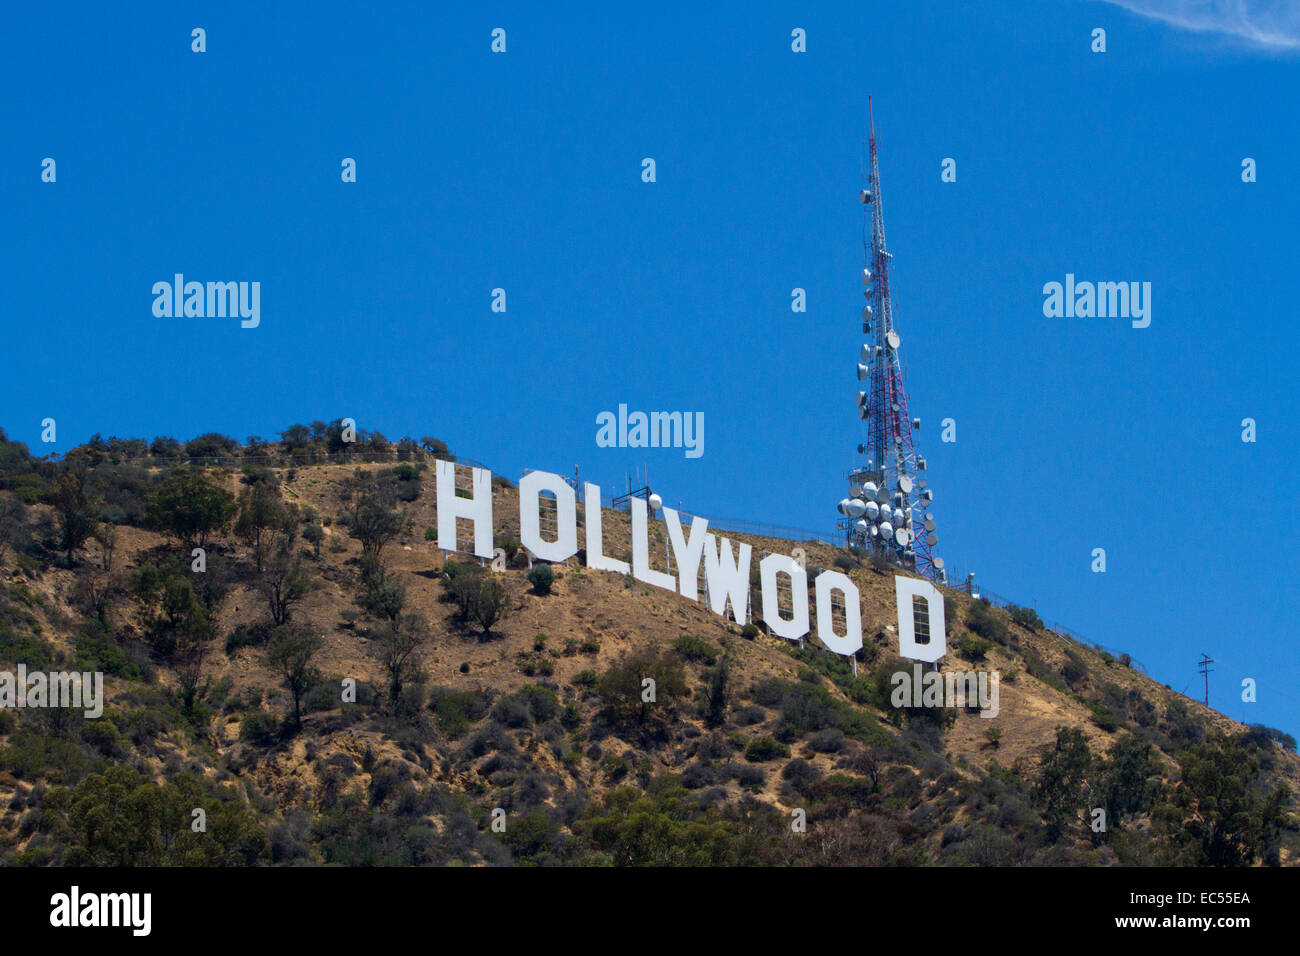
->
1197, 653, 1214, 706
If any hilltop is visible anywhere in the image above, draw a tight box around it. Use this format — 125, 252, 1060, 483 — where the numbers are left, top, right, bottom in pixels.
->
0, 424, 1295, 866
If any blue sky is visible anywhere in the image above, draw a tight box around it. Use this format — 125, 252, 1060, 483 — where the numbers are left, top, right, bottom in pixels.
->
4, 2, 1297, 736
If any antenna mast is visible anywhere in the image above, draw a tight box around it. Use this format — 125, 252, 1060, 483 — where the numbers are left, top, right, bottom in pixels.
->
837, 100, 943, 581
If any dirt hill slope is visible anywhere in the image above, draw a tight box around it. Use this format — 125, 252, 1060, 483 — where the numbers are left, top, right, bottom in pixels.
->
0, 447, 1295, 866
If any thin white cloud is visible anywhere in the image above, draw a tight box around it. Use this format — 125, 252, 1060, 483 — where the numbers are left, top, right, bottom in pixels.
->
1099, 0, 1300, 51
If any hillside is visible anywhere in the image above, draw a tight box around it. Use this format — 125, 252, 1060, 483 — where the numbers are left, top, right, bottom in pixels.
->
0, 427, 1295, 866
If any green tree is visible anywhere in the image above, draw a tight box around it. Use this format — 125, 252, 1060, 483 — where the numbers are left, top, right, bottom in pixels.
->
146, 471, 236, 549
448, 568, 508, 639
1156, 736, 1291, 866
1097, 734, 1162, 831
1031, 726, 1094, 842
469, 574, 508, 638
303, 522, 324, 558
48, 468, 99, 565
234, 481, 294, 572
174, 623, 213, 717
377, 613, 426, 711
258, 536, 310, 627
704, 654, 730, 728
346, 494, 407, 585
528, 563, 555, 595
46, 765, 266, 865
597, 648, 687, 727
267, 625, 322, 730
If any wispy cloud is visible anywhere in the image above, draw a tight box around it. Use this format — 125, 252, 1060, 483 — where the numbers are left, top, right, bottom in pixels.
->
1098, 1, 1300, 52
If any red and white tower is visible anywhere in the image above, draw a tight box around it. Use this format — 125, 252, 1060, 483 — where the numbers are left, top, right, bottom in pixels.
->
837, 99, 943, 582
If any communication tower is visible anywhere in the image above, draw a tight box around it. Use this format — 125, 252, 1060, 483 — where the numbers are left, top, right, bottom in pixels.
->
837, 99, 944, 582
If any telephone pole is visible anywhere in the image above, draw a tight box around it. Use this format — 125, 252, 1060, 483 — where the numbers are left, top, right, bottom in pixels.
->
1197, 653, 1214, 706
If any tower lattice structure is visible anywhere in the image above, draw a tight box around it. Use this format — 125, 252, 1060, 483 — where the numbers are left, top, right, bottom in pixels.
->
838, 99, 942, 582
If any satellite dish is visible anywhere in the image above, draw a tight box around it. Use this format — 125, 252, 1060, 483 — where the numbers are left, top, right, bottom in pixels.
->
895, 527, 910, 547
875, 485, 891, 504
923, 490, 934, 501
869, 523, 879, 537
845, 498, 867, 518
860, 189, 873, 204
878, 521, 893, 540
854, 519, 869, 534
860, 345, 871, 362
857, 390, 867, 406
933, 557, 945, 570
924, 518, 936, 532
648, 493, 662, 510
886, 330, 901, 349
837, 498, 851, 515
862, 268, 872, 286
892, 507, 905, 526
862, 305, 873, 317
862, 481, 879, 499
849, 483, 863, 496
857, 363, 869, 380
864, 500, 880, 521
897, 475, 913, 494
859, 405, 869, 420
926, 533, 938, 546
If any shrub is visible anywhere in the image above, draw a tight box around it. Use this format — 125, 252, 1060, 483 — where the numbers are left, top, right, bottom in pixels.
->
224, 622, 270, 654
239, 710, 280, 744
965, 602, 1009, 646
957, 632, 990, 662
682, 762, 714, 790
744, 736, 790, 762
740, 623, 760, 640
428, 686, 491, 737
672, 635, 719, 665
736, 765, 766, 788
1060, 648, 1089, 688
527, 564, 555, 595
1088, 704, 1120, 732
780, 758, 822, 792
808, 728, 846, 753
597, 649, 687, 727
1006, 604, 1043, 631
491, 696, 532, 728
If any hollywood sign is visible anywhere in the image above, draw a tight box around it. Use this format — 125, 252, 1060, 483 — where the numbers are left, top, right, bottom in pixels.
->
434, 462, 946, 663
